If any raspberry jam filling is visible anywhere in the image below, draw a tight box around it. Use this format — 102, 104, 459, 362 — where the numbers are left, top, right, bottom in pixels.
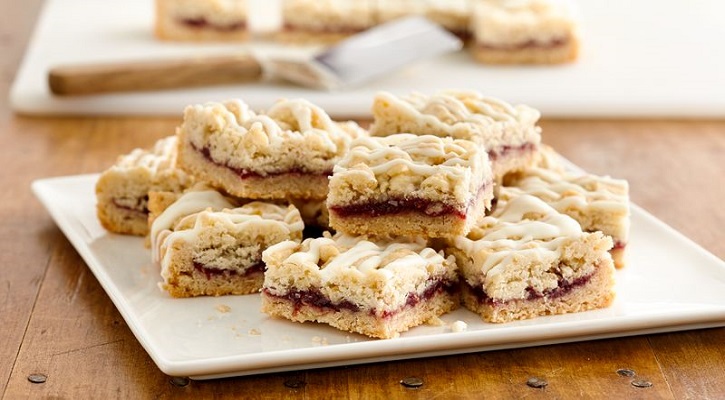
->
330, 182, 490, 219
468, 271, 594, 306
330, 198, 466, 219
180, 18, 246, 32
612, 241, 626, 250
264, 278, 457, 319
478, 38, 569, 51
194, 143, 332, 179
193, 261, 264, 280
488, 142, 537, 161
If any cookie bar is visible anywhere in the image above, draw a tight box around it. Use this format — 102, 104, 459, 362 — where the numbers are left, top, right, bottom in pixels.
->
448, 194, 615, 323
501, 167, 630, 268
327, 134, 493, 238
261, 234, 459, 339
96, 136, 193, 236
177, 98, 364, 200
371, 90, 542, 181
471, 0, 580, 64
150, 188, 304, 297
279, 0, 376, 44
155, 0, 248, 42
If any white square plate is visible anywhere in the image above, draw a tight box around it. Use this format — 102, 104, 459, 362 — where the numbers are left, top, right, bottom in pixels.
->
32, 174, 725, 379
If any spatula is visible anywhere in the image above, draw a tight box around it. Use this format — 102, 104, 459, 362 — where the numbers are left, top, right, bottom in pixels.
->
48, 16, 462, 96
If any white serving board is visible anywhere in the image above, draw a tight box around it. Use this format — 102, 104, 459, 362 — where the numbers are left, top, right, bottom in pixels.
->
32, 174, 725, 379
11, 0, 725, 118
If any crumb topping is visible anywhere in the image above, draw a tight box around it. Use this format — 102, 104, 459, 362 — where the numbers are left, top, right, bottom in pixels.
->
328, 134, 490, 206
371, 91, 541, 149
503, 168, 630, 215
180, 98, 363, 175
114, 136, 183, 175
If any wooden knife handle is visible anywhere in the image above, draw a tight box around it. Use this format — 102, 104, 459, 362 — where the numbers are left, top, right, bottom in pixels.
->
48, 54, 262, 96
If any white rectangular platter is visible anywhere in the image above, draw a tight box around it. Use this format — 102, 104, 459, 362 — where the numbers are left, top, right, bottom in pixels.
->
32, 174, 725, 379
12, 0, 725, 118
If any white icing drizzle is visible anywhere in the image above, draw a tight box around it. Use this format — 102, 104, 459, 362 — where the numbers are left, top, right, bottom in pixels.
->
380, 90, 539, 125
502, 167, 630, 241
150, 189, 235, 263
334, 134, 483, 180
455, 194, 583, 274
328, 133, 490, 206
158, 202, 304, 274
371, 91, 541, 149
265, 234, 447, 282
505, 167, 628, 210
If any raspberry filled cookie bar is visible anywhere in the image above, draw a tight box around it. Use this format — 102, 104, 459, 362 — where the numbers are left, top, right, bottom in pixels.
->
371, 91, 541, 181
501, 167, 630, 268
448, 195, 615, 323
261, 234, 459, 339
471, 0, 580, 64
150, 188, 304, 297
279, 0, 376, 44
177, 98, 364, 200
96, 136, 193, 236
155, 0, 249, 41
327, 134, 493, 238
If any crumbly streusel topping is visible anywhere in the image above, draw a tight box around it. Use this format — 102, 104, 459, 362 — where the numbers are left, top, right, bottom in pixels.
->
371, 91, 541, 149
180, 98, 363, 175
472, 0, 578, 46
114, 136, 182, 174
262, 233, 457, 312
328, 134, 490, 206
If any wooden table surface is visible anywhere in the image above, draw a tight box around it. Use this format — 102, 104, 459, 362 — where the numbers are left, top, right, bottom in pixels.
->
2, 2, 724, 399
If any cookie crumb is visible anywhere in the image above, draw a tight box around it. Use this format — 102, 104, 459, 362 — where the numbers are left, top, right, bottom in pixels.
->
450, 320, 468, 332
426, 316, 445, 327
248, 328, 261, 336
216, 304, 231, 313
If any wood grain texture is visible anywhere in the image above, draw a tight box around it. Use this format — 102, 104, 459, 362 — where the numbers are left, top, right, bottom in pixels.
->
2, 116, 723, 399
2, 4, 725, 399
48, 54, 263, 96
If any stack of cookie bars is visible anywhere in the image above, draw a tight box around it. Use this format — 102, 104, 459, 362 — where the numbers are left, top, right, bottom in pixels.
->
156, 0, 580, 65
95, 90, 629, 339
